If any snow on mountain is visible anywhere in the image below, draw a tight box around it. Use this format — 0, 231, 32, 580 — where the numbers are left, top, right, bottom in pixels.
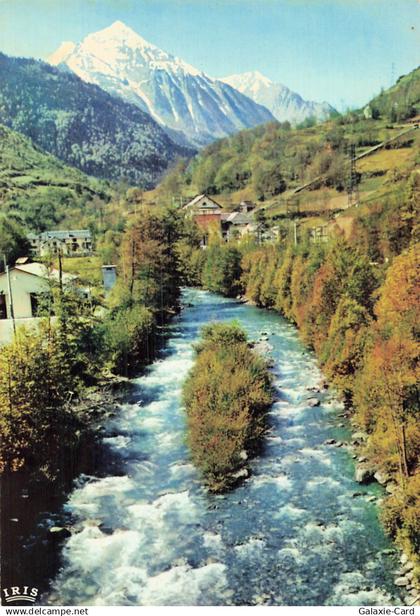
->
48, 41, 76, 66
222, 71, 335, 125
48, 21, 274, 147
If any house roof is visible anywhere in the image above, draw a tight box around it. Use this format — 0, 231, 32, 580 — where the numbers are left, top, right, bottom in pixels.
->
27, 230, 91, 241
13, 262, 77, 283
182, 194, 222, 210
226, 212, 254, 225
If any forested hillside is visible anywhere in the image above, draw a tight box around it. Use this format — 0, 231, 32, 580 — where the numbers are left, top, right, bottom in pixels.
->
0, 123, 113, 263
368, 66, 420, 121
0, 123, 111, 228
157, 67, 420, 572
0, 53, 192, 187
157, 65, 419, 207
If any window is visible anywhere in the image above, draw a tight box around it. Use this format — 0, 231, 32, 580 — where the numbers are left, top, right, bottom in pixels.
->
30, 293, 40, 317
0, 293, 7, 319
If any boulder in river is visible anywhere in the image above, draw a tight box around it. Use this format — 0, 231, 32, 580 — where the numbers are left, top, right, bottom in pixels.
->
395, 576, 410, 587
306, 398, 321, 407
352, 431, 368, 441
324, 439, 336, 445
403, 562, 415, 574
49, 526, 72, 540
354, 464, 374, 484
231, 468, 249, 481
374, 470, 391, 485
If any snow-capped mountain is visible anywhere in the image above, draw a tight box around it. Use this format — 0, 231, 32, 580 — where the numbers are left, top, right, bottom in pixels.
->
48, 21, 274, 147
222, 71, 335, 125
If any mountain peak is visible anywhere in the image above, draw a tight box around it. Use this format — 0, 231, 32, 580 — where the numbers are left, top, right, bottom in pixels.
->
48, 41, 76, 65
84, 20, 156, 50
222, 71, 274, 92
46, 23, 275, 147
103, 20, 142, 39
222, 71, 334, 124
109, 19, 130, 31
246, 70, 273, 85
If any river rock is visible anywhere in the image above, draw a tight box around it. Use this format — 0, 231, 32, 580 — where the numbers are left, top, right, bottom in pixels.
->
307, 398, 321, 407
49, 526, 71, 540
231, 468, 249, 481
395, 576, 410, 587
354, 464, 374, 484
352, 431, 368, 441
400, 560, 415, 573
374, 470, 391, 485
239, 450, 248, 461
358, 456, 368, 463
324, 439, 336, 445
400, 553, 409, 565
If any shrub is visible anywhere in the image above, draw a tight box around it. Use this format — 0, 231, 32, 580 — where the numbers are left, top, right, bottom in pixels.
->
183, 322, 273, 491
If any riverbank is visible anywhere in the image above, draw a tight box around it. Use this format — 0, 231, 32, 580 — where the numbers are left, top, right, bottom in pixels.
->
235, 293, 420, 605
0, 372, 133, 600
41, 290, 406, 606
195, 239, 419, 594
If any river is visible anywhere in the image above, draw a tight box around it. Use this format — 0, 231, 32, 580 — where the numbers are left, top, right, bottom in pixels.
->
46, 289, 402, 606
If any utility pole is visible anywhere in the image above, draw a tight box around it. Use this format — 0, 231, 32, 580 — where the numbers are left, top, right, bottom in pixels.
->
3, 255, 16, 336
58, 247, 63, 295
347, 143, 360, 208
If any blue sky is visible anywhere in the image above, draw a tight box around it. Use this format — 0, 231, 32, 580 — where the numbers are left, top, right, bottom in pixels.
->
0, 0, 419, 109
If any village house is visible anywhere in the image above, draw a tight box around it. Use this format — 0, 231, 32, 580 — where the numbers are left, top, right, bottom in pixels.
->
0, 259, 78, 345
182, 194, 223, 245
222, 211, 256, 240
181, 195, 272, 244
221, 201, 258, 240
27, 230, 93, 257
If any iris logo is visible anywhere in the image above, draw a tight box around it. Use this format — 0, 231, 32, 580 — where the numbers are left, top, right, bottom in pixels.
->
2, 586, 38, 603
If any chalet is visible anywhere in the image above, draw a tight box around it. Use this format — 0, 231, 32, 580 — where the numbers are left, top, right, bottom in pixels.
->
183, 194, 222, 215
182, 194, 223, 244
223, 211, 252, 239
27, 230, 93, 257
0, 261, 78, 345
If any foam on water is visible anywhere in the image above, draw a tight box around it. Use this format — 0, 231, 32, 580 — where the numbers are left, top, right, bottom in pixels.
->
47, 290, 402, 606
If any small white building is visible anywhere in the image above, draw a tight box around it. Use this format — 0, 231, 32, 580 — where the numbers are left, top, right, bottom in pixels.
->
0, 261, 77, 345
